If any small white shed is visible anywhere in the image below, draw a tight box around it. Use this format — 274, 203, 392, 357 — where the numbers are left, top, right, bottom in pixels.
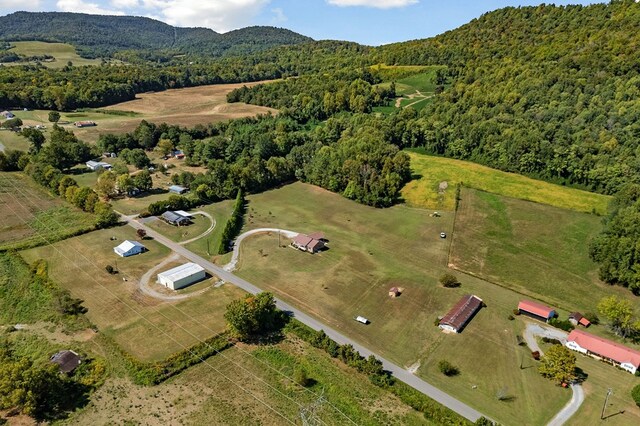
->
157, 263, 206, 290
113, 240, 146, 257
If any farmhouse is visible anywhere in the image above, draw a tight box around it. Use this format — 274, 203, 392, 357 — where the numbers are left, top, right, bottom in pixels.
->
566, 329, 640, 374
50, 350, 81, 374
569, 312, 591, 328
169, 185, 188, 194
518, 300, 556, 322
389, 287, 401, 298
161, 211, 191, 226
75, 121, 96, 128
158, 262, 206, 290
113, 240, 146, 257
439, 294, 484, 333
291, 233, 325, 254
86, 160, 112, 171
1, 111, 15, 119
172, 150, 185, 159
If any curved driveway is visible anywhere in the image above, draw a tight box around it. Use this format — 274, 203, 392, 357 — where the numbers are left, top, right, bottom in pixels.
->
224, 228, 298, 272
523, 322, 585, 426
179, 211, 216, 246
138, 253, 212, 301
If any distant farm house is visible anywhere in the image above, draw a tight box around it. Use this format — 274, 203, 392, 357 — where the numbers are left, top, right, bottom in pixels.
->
291, 232, 326, 254
169, 185, 188, 195
172, 150, 185, 159
161, 211, 191, 227
388, 287, 401, 298
74, 121, 97, 127
50, 350, 82, 374
439, 294, 483, 333
113, 240, 146, 257
566, 329, 640, 374
518, 300, 556, 323
1, 110, 15, 119
86, 160, 112, 171
158, 262, 206, 290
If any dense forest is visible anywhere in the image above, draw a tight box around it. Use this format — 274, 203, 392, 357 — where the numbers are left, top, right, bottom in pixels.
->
0, 12, 311, 58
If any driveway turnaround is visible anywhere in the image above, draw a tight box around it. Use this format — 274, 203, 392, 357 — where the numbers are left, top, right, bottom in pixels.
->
122, 215, 486, 422
523, 322, 585, 426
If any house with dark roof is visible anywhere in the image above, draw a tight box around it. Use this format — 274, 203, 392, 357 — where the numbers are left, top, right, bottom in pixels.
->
569, 312, 591, 328
50, 350, 82, 374
439, 295, 484, 333
161, 211, 191, 226
566, 329, 640, 374
291, 233, 325, 254
518, 300, 556, 323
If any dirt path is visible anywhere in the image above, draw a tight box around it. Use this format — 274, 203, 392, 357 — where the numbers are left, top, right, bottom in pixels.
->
179, 211, 216, 246
224, 228, 298, 272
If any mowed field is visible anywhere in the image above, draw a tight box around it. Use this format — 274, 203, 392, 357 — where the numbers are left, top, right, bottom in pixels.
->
21, 225, 245, 362
232, 182, 580, 425
402, 151, 611, 214
449, 187, 640, 313
68, 337, 429, 426
3, 81, 277, 146
0, 172, 95, 250
4, 41, 105, 68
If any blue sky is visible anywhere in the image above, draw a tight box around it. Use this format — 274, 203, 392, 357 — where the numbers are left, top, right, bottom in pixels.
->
0, 0, 601, 45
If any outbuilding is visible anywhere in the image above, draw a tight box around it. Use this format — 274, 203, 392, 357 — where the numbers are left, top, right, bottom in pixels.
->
1, 111, 15, 119
169, 185, 188, 195
86, 160, 112, 171
157, 262, 206, 290
113, 240, 146, 257
569, 312, 591, 328
439, 294, 484, 333
161, 211, 191, 226
75, 121, 96, 127
518, 300, 556, 323
388, 287, 401, 298
50, 350, 81, 374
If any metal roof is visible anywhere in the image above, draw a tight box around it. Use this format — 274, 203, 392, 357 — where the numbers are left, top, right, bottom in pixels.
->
158, 263, 205, 283
440, 295, 483, 331
114, 240, 145, 254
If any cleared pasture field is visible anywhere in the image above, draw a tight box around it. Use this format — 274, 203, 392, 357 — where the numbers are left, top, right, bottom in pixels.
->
68, 337, 429, 426
233, 182, 573, 424
450, 188, 639, 313
0, 129, 31, 151
401, 151, 611, 214
21, 225, 245, 361
0, 172, 95, 250
5, 41, 104, 68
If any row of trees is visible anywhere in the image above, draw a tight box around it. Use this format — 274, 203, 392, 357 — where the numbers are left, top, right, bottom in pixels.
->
218, 189, 246, 254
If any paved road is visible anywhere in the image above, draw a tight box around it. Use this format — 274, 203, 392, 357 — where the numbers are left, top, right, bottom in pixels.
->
523, 322, 585, 426
224, 228, 298, 272
122, 216, 485, 422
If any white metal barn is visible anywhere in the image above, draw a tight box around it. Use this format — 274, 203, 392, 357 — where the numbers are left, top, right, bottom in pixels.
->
113, 240, 146, 257
157, 263, 206, 290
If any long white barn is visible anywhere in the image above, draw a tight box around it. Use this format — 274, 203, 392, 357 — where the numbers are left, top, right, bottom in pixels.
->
157, 263, 206, 290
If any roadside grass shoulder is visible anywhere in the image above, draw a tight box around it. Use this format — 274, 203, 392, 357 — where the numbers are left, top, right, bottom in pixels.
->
401, 151, 611, 214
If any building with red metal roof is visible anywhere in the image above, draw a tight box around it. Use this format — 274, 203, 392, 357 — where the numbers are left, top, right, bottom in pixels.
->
518, 300, 556, 322
439, 295, 484, 333
566, 329, 640, 374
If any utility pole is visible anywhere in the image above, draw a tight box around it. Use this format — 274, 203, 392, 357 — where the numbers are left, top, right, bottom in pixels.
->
206, 239, 210, 256
278, 230, 281, 247
601, 388, 613, 420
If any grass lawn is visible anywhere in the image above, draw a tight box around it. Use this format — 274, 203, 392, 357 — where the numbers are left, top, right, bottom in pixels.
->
231, 182, 576, 424
0, 129, 31, 151
0, 172, 95, 250
20, 225, 245, 361
183, 200, 235, 259
450, 188, 639, 314
146, 214, 212, 244
67, 335, 430, 425
6, 41, 105, 68
401, 151, 611, 214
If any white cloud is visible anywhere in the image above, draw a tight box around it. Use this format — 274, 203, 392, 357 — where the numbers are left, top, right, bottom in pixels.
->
0, 0, 41, 10
56, 0, 125, 15
327, 0, 417, 9
270, 7, 286, 25
111, 0, 139, 8
137, 0, 270, 32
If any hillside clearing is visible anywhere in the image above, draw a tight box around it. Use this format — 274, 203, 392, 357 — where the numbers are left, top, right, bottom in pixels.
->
401, 151, 611, 214
4, 41, 105, 68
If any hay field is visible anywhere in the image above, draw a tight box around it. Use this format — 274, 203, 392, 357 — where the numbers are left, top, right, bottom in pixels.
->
5, 41, 104, 68
401, 151, 611, 214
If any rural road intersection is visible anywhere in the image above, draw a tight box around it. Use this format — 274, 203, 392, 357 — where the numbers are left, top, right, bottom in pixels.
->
121, 214, 486, 422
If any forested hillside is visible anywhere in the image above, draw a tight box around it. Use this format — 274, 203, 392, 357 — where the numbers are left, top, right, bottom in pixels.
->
373, 1, 640, 194
0, 12, 311, 58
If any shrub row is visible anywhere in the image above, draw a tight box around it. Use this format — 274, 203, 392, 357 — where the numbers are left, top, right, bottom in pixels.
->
147, 194, 201, 216
218, 188, 246, 254
112, 332, 232, 386
549, 317, 575, 332
285, 320, 471, 425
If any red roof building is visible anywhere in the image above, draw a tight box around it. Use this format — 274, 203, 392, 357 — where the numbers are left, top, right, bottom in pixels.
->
569, 312, 591, 327
291, 233, 326, 254
439, 295, 484, 333
566, 329, 640, 374
518, 300, 556, 322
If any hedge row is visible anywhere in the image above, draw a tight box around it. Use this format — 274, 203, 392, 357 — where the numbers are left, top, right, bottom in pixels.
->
218, 188, 246, 254
285, 320, 472, 425
112, 332, 232, 386
146, 194, 201, 216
